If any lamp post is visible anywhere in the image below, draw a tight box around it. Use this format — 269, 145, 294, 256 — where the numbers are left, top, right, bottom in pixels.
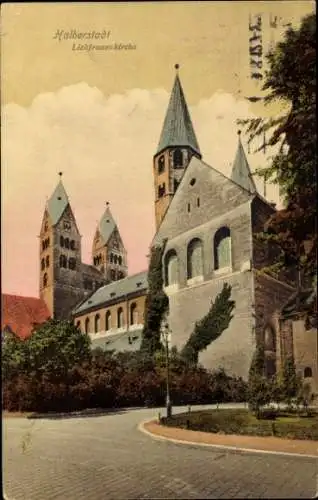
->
161, 320, 172, 418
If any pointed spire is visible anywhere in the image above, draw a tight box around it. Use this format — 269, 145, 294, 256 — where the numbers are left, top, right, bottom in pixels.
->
46, 174, 69, 225
231, 131, 257, 194
98, 202, 117, 245
156, 65, 201, 156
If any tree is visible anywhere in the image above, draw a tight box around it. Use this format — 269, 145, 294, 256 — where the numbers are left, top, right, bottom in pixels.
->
2, 331, 30, 381
247, 342, 271, 418
181, 283, 235, 364
141, 241, 169, 356
26, 319, 91, 379
239, 13, 317, 285
278, 355, 302, 408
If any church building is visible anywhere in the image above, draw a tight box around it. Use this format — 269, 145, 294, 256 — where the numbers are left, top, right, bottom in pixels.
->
2, 66, 317, 389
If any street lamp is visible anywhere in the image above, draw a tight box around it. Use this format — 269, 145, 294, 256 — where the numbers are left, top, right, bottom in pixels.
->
161, 320, 172, 418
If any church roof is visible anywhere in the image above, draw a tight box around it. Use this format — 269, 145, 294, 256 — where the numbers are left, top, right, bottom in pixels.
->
73, 270, 148, 315
156, 71, 201, 156
98, 206, 117, 245
2, 294, 50, 340
47, 180, 69, 226
231, 132, 257, 194
91, 330, 142, 352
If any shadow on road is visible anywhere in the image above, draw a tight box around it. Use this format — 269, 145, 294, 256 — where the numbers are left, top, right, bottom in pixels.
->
27, 407, 136, 420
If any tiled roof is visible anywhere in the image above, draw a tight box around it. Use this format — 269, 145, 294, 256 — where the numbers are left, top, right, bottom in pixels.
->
47, 180, 69, 226
157, 73, 201, 156
91, 330, 142, 352
98, 206, 117, 245
2, 294, 51, 340
231, 133, 257, 194
73, 270, 148, 315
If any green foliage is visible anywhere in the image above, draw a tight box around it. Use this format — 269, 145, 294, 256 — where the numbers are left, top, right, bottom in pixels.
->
238, 13, 317, 283
181, 283, 235, 364
141, 241, 169, 356
26, 319, 91, 379
247, 343, 271, 417
162, 408, 318, 440
278, 355, 302, 407
2, 331, 30, 380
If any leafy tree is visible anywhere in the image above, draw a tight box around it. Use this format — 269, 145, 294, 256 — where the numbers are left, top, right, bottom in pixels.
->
2, 331, 30, 381
247, 342, 271, 418
239, 13, 317, 285
26, 319, 91, 379
181, 283, 235, 364
141, 241, 169, 356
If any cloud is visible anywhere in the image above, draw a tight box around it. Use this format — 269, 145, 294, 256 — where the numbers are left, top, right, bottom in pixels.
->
2, 83, 280, 296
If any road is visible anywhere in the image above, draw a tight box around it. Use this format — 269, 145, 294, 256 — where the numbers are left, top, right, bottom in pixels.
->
3, 405, 318, 499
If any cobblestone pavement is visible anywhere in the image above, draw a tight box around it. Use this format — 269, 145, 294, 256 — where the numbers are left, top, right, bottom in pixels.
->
3, 405, 318, 499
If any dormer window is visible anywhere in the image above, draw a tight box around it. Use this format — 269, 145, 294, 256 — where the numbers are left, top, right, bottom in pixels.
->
158, 155, 165, 174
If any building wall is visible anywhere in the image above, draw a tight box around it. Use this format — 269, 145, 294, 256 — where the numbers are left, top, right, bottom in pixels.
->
74, 293, 147, 338
160, 196, 256, 379
292, 320, 318, 395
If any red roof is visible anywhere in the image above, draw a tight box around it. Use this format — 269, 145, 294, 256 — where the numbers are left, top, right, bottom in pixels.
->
2, 294, 51, 340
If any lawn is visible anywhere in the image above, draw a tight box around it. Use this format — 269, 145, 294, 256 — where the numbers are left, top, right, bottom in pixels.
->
161, 408, 318, 441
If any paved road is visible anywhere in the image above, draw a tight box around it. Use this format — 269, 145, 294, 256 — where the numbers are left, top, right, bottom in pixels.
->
3, 405, 318, 499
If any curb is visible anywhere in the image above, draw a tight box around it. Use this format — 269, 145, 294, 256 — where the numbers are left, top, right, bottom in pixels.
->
138, 419, 318, 460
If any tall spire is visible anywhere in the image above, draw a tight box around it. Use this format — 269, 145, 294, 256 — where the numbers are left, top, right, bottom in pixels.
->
231, 131, 257, 194
98, 202, 117, 245
156, 64, 201, 156
46, 174, 69, 225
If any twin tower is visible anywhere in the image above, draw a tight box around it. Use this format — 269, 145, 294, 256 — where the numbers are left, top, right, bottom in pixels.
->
39, 66, 248, 320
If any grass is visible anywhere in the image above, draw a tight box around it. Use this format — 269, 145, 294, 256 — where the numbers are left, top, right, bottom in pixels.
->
161, 408, 318, 441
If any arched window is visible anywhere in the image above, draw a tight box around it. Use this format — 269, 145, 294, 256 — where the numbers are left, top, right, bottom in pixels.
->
60, 236, 64, 247
114, 255, 118, 265
130, 303, 138, 325
43, 273, 48, 288
117, 307, 124, 328
46, 238, 50, 247
64, 238, 70, 249
214, 227, 231, 270
187, 238, 203, 279
85, 317, 90, 334
94, 314, 100, 333
59, 255, 67, 268
68, 257, 76, 270
118, 256, 122, 265
105, 311, 111, 331
158, 155, 165, 174
173, 149, 183, 167
164, 249, 178, 286
42, 241, 45, 252
41, 258, 45, 271
264, 325, 276, 351
110, 253, 113, 263
46, 255, 50, 267
70, 240, 75, 250
304, 367, 312, 378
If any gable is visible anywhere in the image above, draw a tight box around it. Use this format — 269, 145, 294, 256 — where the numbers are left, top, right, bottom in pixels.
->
153, 156, 253, 245
56, 204, 81, 236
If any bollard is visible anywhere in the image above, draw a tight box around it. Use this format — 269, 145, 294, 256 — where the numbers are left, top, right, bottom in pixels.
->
158, 412, 161, 423
188, 405, 191, 414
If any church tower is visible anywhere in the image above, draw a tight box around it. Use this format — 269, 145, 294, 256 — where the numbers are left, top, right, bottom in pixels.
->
92, 202, 128, 282
39, 173, 84, 320
154, 64, 202, 229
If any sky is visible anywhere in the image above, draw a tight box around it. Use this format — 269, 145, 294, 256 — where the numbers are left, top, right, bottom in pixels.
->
2, 1, 315, 297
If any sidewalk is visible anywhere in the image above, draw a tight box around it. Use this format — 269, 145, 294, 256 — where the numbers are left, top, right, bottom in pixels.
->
141, 419, 318, 458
